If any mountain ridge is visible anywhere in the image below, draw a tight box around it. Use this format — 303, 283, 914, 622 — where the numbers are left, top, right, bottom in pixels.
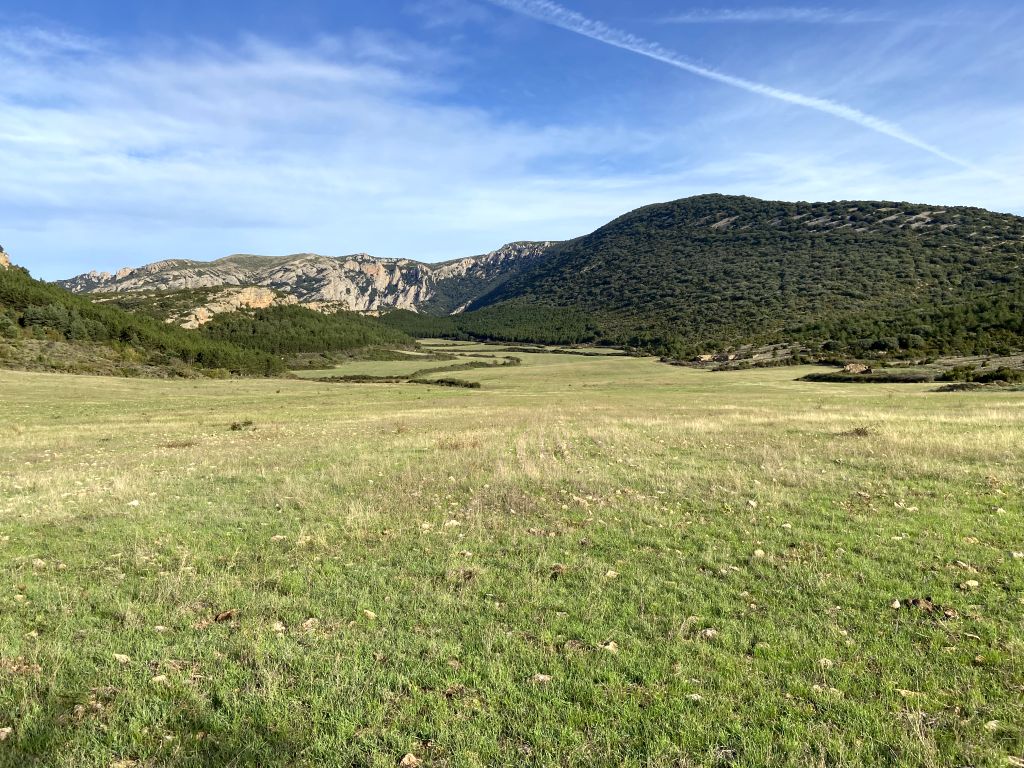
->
59, 241, 557, 320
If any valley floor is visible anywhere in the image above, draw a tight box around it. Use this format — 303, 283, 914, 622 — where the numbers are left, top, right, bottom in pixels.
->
1, 347, 1022, 767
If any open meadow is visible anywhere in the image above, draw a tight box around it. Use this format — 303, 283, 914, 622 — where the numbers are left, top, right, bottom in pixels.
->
1, 347, 1022, 767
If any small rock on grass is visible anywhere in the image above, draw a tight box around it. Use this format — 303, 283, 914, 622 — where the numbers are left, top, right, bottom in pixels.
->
530, 673, 552, 684
0, 727, 12, 741
399, 754, 421, 767
113, 653, 131, 665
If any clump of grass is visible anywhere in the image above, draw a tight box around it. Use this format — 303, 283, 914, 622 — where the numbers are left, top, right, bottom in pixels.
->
410, 377, 481, 389
229, 419, 255, 431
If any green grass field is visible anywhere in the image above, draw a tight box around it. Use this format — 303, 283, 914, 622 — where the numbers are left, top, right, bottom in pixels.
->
1, 350, 1022, 767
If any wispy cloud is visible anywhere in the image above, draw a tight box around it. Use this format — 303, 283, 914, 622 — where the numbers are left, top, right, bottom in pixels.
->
406, 0, 494, 29
485, 0, 999, 177
663, 7, 886, 24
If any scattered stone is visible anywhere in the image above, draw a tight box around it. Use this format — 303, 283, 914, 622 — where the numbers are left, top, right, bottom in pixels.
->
0, 727, 12, 741
753, 549, 766, 559
301, 618, 320, 631
530, 673, 552, 684
605, 570, 619, 579
896, 689, 925, 698
599, 640, 619, 654
150, 675, 169, 685
399, 754, 421, 767
699, 628, 719, 641
959, 580, 980, 590
127, 500, 140, 508
362, 610, 377, 621
818, 658, 835, 670
842, 363, 872, 375
113, 653, 131, 665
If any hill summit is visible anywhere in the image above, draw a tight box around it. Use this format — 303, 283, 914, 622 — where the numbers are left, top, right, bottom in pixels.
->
384, 194, 1024, 357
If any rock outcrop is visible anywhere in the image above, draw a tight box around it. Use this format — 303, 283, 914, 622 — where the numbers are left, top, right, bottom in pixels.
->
174, 287, 298, 329
0, 246, 10, 270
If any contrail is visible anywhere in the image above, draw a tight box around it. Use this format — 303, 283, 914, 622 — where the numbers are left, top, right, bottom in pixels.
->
485, 0, 983, 173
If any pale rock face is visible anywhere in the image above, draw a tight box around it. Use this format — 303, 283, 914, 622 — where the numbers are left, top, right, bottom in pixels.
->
58, 242, 558, 324
0, 248, 10, 270
173, 287, 299, 329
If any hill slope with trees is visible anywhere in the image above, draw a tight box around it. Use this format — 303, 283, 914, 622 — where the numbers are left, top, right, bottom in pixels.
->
382, 195, 1024, 358
1, 256, 414, 377
0, 260, 285, 376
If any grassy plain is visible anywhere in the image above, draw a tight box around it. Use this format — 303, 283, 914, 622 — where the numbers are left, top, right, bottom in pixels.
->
1, 349, 1022, 767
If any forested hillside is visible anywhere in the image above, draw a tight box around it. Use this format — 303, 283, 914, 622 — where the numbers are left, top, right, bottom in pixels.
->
0, 263, 285, 376
382, 195, 1024, 358
200, 305, 412, 355
1, 255, 424, 378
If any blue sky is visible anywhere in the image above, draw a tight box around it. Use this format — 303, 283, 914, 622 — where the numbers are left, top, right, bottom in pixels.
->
1, 0, 1022, 280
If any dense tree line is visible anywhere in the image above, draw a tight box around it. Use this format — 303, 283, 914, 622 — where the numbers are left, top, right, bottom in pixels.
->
200, 304, 412, 354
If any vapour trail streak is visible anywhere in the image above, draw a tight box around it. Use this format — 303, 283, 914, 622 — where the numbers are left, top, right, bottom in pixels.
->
485, 0, 984, 173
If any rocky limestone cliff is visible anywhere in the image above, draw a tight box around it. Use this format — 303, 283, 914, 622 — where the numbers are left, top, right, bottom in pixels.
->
59, 242, 556, 323
0, 246, 10, 270
174, 287, 298, 329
